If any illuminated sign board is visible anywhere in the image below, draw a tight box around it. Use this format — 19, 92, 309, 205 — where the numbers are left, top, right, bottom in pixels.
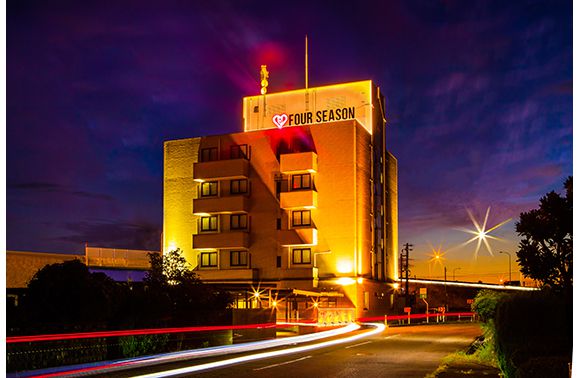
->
243, 80, 377, 134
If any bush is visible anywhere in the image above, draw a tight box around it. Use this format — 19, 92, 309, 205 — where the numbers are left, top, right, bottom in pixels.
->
494, 290, 572, 378
515, 356, 570, 378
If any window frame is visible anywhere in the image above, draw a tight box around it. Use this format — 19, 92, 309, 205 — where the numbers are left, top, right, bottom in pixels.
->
292, 248, 312, 265
291, 210, 311, 227
230, 250, 248, 267
200, 147, 218, 162
230, 144, 248, 160
200, 181, 218, 197
230, 214, 248, 230
291, 173, 312, 191
200, 215, 218, 232
230, 179, 248, 195
200, 251, 218, 268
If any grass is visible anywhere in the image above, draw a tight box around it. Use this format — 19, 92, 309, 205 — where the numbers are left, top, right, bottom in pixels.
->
425, 333, 499, 378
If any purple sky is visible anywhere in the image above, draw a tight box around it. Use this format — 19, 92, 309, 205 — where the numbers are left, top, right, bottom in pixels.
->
7, 1, 572, 280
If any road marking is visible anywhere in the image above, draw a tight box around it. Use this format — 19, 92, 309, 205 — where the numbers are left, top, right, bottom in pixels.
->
384, 334, 400, 339
345, 341, 372, 349
253, 355, 312, 371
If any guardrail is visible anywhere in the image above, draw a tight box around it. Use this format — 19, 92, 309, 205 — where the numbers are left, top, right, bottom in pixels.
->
358, 311, 476, 324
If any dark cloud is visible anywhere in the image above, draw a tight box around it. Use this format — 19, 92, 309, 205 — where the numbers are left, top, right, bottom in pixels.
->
55, 220, 161, 251
8, 181, 114, 201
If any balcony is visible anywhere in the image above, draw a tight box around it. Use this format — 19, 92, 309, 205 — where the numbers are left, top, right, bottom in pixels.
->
280, 152, 317, 173
196, 268, 258, 282
194, 159, 249, 180
193, 231, 249, 249
280, 190, 317, 209
278, 227, 317, 246
194, 195, 248, 214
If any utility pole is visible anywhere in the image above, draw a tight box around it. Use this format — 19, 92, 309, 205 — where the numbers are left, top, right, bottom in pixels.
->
401, 243, 413, 306
444, 266, 448, 310
499, 251, 512, 283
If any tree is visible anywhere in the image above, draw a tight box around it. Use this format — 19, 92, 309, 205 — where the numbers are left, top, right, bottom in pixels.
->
23, 259, 116, 332
143, 249, 232, 326
515, 177, 572, 290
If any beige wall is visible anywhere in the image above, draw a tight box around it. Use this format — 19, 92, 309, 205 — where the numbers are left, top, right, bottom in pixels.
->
6, 251, 82, 288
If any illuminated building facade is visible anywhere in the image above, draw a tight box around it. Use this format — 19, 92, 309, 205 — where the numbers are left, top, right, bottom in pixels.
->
163, 80, 398, 321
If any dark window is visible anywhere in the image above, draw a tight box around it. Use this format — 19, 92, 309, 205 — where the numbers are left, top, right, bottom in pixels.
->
200, 251, 218, 267
230, 250, 248, 267
276, 256, 282, 268
230, 144, 248, 159
292, 210, 311, 227
201, 181, 218, 197
276, 218, 281, 230
200, 216, 218, 232
230, 214, 248, 230
292, 248, 311, 265
231, 179, 248, 194
201, 147, 218, 162
292, 174, 311, 190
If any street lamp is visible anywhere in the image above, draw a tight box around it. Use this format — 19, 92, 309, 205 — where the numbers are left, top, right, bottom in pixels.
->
453, 267, 461, 281
499, 251, 512, 283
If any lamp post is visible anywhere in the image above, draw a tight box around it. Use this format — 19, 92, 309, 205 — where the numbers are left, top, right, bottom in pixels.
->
453, 267, 461, 281
499, 251, 512, 283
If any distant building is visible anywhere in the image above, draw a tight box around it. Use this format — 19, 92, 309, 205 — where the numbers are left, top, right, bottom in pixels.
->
163, 80, 398, 322
6, 246, 160, 306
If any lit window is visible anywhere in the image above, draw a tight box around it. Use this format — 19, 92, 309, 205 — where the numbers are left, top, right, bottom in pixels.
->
230, 214, 248, 230
230, 250, 248, 267
291, 173, 311, 190
292, 248, 311, 265
200, 215, 218, 232
292, 210, 311, 227
230, 144, 249, 159
200, 251, 218, 268
201, 181, 218, 197
200, 147, 218, 162
230, 179, 248, 194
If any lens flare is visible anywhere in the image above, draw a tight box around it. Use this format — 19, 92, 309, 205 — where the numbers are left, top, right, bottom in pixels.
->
456, 207, 512, 258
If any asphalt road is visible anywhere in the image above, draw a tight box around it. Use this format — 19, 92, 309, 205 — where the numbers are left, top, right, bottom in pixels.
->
108, 323, 482, 378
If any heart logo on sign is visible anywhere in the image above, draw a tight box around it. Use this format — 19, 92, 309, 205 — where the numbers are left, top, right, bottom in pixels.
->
272, 114, 289, 129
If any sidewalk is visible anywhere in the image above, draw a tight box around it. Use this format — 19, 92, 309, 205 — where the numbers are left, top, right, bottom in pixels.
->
430, 360, 501, 377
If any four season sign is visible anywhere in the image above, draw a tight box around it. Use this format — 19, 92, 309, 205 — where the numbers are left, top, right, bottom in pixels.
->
243, 80, 377, 134
271, 107, 356, 128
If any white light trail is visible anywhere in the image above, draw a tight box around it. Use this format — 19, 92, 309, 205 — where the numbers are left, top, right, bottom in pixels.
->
407, 278, 538, 291
133, 323, 386, 378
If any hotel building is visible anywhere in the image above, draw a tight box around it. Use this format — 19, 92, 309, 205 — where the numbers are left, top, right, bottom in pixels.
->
163, 80, 398, 322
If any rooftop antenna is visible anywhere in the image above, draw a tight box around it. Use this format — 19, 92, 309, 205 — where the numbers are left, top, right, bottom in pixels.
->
305, 35, 309, 89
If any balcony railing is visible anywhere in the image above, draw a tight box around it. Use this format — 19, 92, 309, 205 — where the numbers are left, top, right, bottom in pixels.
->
194, 196, 248, 214
280, 152, 317, 173
193, 231, 249, 249
280, 190, 317, 209
194, 159, 249, 180
277, 227, 317, 246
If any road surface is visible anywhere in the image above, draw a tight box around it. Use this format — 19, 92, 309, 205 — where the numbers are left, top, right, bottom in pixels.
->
106, 323, 482, 378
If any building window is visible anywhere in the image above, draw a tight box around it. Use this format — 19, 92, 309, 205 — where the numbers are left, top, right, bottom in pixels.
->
201, 181, 218, 197
200, 251, 218, 268
292, 173, 311, 190
200, 147, 218, 162
292, 210, 311, 227
230, 214, 248, 230
276, 256, 282, 268
230, 250, 248, 267
200, 215, 218, 232
230, 144, 248, 159
292, 248, 311, 265
230, 179, 248, 194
